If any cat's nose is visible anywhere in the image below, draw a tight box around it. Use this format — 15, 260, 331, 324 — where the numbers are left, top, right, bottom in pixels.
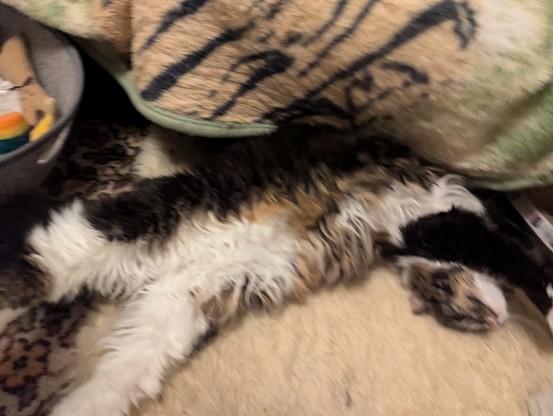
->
495, 308, 509, 326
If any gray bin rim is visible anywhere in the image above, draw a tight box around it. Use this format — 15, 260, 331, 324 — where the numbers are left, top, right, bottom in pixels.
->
0, 23, 84, 166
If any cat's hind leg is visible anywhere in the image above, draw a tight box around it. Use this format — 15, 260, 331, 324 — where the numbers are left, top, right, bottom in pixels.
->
0, 195, 162, 333
0, 163, 225, 316
50, 278, 211, 416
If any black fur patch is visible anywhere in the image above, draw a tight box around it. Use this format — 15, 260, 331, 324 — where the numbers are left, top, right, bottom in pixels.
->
85, 130, 441, 242
0, 194, 54, 308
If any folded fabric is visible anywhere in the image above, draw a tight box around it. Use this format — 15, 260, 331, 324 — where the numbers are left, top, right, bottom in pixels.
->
3, 0, 553, 190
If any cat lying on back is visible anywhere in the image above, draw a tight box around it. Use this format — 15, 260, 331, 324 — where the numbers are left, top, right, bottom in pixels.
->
0, 127, 551, 416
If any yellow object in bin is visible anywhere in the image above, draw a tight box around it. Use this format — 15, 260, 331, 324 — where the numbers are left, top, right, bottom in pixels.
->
30, 97, 56, 142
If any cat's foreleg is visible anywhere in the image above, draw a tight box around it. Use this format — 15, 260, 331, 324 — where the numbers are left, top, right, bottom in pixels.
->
50, 279, 210, 416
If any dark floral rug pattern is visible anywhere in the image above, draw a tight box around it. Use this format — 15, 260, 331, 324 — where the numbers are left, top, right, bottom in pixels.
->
0, 115, 144, 416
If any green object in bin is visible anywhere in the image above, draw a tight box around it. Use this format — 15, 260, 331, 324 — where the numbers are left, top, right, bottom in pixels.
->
0, 131, 29, 154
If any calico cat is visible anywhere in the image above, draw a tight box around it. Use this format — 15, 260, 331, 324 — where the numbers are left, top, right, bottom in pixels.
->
0, 128, 550, 416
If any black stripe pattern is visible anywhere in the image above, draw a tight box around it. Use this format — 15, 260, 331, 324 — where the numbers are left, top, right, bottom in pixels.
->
141, 22, 256, 101
263, 0, 477, 125
139, 0, 209, 52
139, 0, 477, 126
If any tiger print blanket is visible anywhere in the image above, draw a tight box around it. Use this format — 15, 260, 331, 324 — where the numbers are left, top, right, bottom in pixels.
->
3, 0, 553, 190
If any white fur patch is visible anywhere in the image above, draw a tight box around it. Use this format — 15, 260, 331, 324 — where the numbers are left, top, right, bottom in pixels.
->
546, 284, 553, 299
339, 175, 483, 245
543, 286, 553, 333
430, 175, 485, 215
27, 201, 153, 302
133, 126, 196, 179
161, 211, 299, 306
473, 272, 508, 325
547, 308, 553, 334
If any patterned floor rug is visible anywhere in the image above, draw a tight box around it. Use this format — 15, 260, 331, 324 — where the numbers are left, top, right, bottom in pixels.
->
0, 79, 147, 414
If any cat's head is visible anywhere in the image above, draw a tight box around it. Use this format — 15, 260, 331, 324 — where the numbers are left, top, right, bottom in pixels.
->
401, 258, 508, 332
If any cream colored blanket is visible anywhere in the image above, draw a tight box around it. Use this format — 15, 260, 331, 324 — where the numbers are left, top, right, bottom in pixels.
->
2, 0, 553, 190
73, 269, 553, 416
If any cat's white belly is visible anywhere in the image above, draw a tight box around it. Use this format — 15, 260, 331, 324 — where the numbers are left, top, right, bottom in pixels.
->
155, 212, 300, 304
27, 200, 300, 307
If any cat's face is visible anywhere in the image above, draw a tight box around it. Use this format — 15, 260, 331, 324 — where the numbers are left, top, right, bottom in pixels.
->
403, 259, 508, 332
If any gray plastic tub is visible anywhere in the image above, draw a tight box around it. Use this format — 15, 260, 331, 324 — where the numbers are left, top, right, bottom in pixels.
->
0, 5, 84, 195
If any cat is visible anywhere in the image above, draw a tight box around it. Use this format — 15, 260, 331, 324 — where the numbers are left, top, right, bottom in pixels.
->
0, 127, 550, 416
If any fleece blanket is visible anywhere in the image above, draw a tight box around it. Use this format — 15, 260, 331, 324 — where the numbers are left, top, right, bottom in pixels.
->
2, 0, 553, 190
